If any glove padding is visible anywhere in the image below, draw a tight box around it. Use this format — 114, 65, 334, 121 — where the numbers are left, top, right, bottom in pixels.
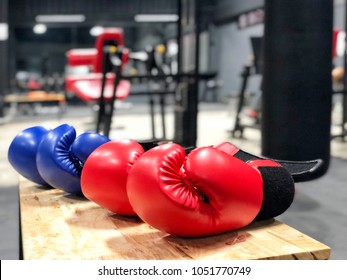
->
126, 141, 314, 236
8, 126, 51, 185
81, 139, 144, 216
215, 142, 296, 221
127, 143, 264, 237
36, 124, 109, 195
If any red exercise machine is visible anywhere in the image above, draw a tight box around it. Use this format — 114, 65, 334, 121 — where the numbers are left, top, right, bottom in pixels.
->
65, 28, 130, 136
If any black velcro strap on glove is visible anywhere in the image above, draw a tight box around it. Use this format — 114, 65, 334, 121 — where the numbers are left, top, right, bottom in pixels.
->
254, 166, 295, 221
233, 149, 324, 183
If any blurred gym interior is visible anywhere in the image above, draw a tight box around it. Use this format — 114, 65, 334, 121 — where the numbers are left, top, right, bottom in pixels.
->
1, 0, 347, 260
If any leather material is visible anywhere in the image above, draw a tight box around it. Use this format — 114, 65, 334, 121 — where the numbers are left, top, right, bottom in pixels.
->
127, 143, 264, 237
248, 159, 281, 168
8, 126, 51, 185
81, 139, 144, 216
214, 142, 239, 156
71, 132, 110, 164
36, 124, 109, 195
216, 142, 295, 221
215, 142, 324, 182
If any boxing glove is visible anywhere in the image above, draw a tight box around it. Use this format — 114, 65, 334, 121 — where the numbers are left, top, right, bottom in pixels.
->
215, 142, 325, 220
127, 143, 264, 237
214, 142, 323, 182
36, 124, 109, 195
81, 139, 144, 216
215, 142, 295, 221
8, 126, 51, 185
70, 131, 110, 165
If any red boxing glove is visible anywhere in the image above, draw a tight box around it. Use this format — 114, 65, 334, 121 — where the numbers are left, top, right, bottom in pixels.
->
214, 142, 295, 221
126, 143, 264, 237
81, 139, 144, 216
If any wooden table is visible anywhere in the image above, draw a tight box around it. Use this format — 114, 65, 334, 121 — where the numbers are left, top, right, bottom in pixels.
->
18, 177, 331, 260
4, 91, 66, 115
5, 91, 66, 105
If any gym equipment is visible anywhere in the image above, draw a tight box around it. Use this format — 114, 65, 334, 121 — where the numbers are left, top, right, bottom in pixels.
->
127, 42, 174, 141
126, 141, 323, 237
8, 126, 51, 185
262, 0, 332, 178
35, 124, 109, 195
65, 28, 130, 137
65, 73, 130, 103
3, 91, 67, 117
66, 30, 173, 140
81, 137, 194, 216
8, 121, 323, 237
81, 139, 146, 216
331, 25, 347, 140
8, 123, 165, 198
231, 37, 263, 138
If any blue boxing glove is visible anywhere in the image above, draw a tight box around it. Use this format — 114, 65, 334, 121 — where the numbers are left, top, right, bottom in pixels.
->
8, 126, 51, 185
70, 132, 110, 163
36, 124, 109, 195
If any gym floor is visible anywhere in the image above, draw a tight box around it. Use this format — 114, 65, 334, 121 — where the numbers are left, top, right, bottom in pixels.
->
1, 95, 347, 260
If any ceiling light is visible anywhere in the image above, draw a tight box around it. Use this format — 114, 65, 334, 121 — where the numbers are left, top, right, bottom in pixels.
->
35, 14, 86, 23
33, 24, 47, 34
0, 23, 9, 40
134, 14, 179, 22
90, 26, 104, 37
336, 31, 346, 57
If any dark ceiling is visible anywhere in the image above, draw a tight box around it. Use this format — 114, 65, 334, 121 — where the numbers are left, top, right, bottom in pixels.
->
7, 0, 217, 76
9, 0, 179, 27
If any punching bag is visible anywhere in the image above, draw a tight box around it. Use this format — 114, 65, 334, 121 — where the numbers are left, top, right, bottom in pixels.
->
261, 0, 333, 179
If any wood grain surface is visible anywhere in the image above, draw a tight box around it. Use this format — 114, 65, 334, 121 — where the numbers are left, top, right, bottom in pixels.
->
4, 92, 66, 104
19, 177, 331, 260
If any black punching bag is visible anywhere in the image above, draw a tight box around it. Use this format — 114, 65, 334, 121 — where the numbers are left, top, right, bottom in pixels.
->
262, 0, 333, 179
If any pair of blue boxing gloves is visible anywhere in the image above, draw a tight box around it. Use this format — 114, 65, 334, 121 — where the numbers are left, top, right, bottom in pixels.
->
8, 124, 109, 196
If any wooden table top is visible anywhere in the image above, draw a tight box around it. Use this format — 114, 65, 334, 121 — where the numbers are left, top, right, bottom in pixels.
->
4, 92, 66, 103
18, 177, 331, 260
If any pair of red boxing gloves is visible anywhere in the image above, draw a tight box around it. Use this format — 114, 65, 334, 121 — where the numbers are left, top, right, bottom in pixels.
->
81, 138, 322, 237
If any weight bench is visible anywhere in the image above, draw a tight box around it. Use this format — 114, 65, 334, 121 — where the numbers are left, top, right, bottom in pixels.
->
4, 91, 67, 116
